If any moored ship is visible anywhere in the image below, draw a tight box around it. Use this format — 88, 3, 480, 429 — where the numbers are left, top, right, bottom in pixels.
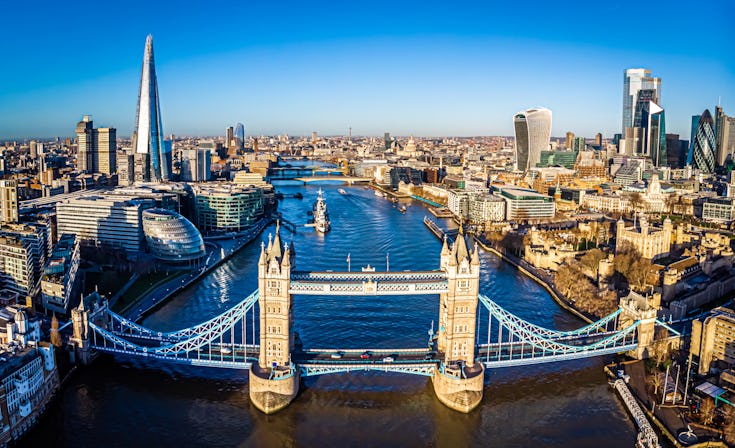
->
313, 189, 330, 233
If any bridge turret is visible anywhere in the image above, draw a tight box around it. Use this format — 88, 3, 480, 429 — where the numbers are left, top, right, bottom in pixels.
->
434, 229, 485, 413
69, 295, 91, 365
619, 291, 661, 359
252, 224, 300, 414
257, 225, 294, 369
438, 230, 481, 367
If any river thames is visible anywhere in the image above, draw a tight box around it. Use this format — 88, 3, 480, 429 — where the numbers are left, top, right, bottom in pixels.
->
24, 184, 636, 447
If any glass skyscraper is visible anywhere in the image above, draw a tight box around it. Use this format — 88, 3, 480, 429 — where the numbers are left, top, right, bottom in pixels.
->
622, 68, 661, 135
691, 109, 716, 174
234, 122, 245, 149
133, 35, 169, 182
513, 108, 552, 171
687, 115, 701, 166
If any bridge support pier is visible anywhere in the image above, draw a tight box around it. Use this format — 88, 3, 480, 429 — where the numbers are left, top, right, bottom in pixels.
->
431, 363, 485, 413
249, 365, 300, 414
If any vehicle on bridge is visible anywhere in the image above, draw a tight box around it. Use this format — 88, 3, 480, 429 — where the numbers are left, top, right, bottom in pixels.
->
330, 351, 343, 359
360, 351, 371, 359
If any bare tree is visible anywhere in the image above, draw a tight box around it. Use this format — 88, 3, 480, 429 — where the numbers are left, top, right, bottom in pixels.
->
647, 370, 662, 396
580, 248, 606, 279
701, 397, 716, 426
723, 405, 735, 446
628, 192, 644, 215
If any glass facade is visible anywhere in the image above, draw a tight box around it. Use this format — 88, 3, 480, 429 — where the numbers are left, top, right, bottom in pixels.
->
193, 186, 265, 234
622, 68, 661, 134
513, 108, 552, 171
133, 35, 169, 182
692, 109, 716, 174
142, 209, 205, 262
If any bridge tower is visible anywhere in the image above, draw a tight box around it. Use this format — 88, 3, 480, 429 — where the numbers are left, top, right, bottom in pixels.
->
249, 223, 300, 414
433, 230, 485, 413
70, 297, 91, 365
619, 291, 660, 359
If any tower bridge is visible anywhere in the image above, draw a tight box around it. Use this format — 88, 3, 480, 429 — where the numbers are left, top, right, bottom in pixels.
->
70, 223, 675, 414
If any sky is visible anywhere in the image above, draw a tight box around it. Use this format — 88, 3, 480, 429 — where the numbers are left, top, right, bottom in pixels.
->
1, 1, 733, 140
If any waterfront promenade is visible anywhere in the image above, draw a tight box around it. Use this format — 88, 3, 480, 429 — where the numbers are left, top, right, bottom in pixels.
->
122, 217, 272, 322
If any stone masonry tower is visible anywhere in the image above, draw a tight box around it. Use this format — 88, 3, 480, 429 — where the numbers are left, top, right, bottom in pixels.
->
249, 223, 300, 414
257, 223, 295, 368
438, 232, 481, 365
433, 230, 485, 413
70, 298, 91, 365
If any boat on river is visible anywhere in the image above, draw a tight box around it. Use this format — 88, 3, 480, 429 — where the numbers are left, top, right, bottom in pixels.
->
338, 188, 347, 195
313, 189, 330, 233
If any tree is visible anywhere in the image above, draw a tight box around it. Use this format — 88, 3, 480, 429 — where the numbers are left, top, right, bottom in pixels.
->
664, 194, 677, 215
580, 248, 606, 279
700, 397, 716, 426
647, 370, 662, 396
652, 327, 670, 368
723, 406, 735, 446
628, 192, 644, 215
50, 314, 62, 348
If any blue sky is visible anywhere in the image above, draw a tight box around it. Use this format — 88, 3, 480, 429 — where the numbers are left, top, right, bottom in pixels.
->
1, 1, 733, 139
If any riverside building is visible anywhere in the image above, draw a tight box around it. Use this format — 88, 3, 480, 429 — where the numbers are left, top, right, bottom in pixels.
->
40, 234, 80, 314
192, 184, 265, 234
0, 306, 58, 445
496, 186, 555, 221
56, 195, 157, 254
142, 209, 205, 263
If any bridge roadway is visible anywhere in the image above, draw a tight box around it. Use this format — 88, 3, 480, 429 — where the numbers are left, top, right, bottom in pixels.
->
289, 270, 449, 295
477, 330, 638, 368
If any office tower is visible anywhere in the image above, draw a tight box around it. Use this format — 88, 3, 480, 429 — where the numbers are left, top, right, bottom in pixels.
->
573, 136, 586, 151
74, 116, 117, 174
513, 107, 552, 171
565, 131, 574, 149
97, 127, 116, 175
132, 35, 169, 182
622, 68, 661, 134
384, 132, 392, 150
76, 115, 94, 172
716, 106, 724, 158
665, 134, 688, 168
632, 90, 666, 166
691, 109, 716, 174
234, 123, 245, 150
225, 126, 234, 148
180, 149, 211, 182
29, 141, 37, 158
688, 115, 701, 166
714, 107, 735, 166
117, 150, 135, 186
311, 131, 318, 143
0, 180, 18, 224
595, 133, 602, 147
134, 153, 150, 182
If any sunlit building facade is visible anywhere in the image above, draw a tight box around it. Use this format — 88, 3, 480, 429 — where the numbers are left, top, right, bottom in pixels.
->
513, 108, 552, 171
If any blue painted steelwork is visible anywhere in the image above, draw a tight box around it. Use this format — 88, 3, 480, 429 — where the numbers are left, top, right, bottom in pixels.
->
89, 287, 653, 376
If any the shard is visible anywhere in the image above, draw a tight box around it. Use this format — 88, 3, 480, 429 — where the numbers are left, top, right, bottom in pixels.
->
133, 35, 169, 182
